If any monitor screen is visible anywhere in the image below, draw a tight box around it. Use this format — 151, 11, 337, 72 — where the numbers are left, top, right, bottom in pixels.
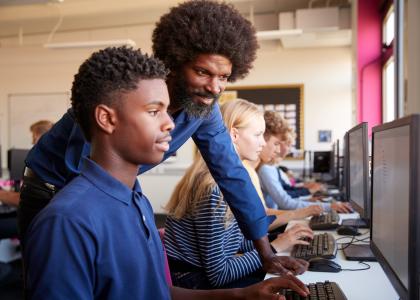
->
7, 148, 30, 182
313, 151, 331, 173
370, 117, 418, 300
329, 140, 340, 186
348, 123, 369, 217
341, 133, 349, 195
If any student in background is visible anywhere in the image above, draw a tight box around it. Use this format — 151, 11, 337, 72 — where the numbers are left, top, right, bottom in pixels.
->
0, 120, 53, 288
29, 120, 54, 145
258, 111, 353, 213
257, 111, 324, 217
18, 0, 294, 275
24, 47, 309, 300
0, 120, 53, 207
164, 99, 310, 289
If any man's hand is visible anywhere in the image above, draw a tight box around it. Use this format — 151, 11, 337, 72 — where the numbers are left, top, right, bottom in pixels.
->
331, 202, 353, 213
241, 274, 309, 300
263, 255, 309, 276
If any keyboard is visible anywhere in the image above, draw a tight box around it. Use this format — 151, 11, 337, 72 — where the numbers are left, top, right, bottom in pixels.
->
291, 233, 336, 260
0, 204, 17, 215
280, 281, 347, 300
309, 211, 340, 230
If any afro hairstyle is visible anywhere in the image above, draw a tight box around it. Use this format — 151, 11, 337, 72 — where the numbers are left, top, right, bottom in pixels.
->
152, 0, 259, 82
71, 46, 168, 141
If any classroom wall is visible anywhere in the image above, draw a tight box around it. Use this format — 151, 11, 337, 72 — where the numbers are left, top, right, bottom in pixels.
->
0, 23, 352, 212
407, 0, 420, 115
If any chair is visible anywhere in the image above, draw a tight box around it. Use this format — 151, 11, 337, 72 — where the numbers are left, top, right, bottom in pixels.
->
158, 228, 173, 286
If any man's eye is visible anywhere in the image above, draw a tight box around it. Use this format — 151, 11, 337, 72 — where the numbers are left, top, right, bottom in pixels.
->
149, 110, 159, 116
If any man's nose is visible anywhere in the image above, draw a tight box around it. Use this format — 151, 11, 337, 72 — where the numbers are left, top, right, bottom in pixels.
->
206, 77, 222, 95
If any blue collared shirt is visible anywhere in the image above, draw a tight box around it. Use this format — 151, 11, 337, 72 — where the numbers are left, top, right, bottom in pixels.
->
26, 105, 269, 240
24, 158, 170, 300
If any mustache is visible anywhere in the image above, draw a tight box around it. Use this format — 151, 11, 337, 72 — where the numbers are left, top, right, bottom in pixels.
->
194, 91, 220, 101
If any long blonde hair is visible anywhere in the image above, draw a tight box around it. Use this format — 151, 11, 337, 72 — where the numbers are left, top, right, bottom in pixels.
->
165, 99, 262, 219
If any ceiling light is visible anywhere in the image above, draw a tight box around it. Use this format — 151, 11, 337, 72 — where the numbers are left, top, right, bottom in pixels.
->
256, 29, 303, 40
44, 39, 137, 49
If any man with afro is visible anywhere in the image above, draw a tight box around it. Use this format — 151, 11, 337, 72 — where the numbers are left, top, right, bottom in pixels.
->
19, 0, 307, 277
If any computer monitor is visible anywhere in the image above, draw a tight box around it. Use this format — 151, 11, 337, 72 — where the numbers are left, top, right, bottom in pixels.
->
370, 114, 419, 300
347, 122, 370, 220
313, 151, 331, 173
7, 148, 30, 182
340, 133, 349, 199
328, 140, 340, 187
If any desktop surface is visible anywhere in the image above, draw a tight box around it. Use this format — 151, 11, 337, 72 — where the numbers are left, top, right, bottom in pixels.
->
266, 215, 399, 300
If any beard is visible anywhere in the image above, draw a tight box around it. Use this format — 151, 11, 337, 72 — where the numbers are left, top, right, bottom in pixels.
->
170, 76, 220, 118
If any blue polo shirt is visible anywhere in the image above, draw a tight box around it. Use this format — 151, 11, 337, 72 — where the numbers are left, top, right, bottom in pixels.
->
26, 105, 269, 240
24, 158, 170, 300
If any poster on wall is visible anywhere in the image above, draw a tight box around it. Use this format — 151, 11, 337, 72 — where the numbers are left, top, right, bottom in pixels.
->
220, 85, 304, 159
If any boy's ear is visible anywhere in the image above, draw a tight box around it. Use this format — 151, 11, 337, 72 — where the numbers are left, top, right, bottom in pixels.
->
94, 104, 117, 135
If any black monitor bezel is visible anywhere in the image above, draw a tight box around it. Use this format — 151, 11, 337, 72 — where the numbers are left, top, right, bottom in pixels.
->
342, 132, 349, 200
312, 151, 331, 174
347, 122, 370, 220
328, 140, 340, 187
7, 148, 30, 181
370, 114, 419, 300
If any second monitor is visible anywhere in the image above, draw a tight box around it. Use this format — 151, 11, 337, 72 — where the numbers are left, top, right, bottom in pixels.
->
341, 122, 370, 228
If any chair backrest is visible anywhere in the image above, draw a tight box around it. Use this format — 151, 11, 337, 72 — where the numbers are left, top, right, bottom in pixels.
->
158, 228, 173, 286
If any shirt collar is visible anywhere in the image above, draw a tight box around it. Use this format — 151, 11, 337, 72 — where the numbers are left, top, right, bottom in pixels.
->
80, 157, 142, 205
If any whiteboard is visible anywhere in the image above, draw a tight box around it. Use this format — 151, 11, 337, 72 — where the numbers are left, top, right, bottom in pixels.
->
8, 93, 70, 149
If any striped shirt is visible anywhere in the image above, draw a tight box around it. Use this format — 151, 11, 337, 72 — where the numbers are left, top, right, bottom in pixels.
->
164, 186, 262, 287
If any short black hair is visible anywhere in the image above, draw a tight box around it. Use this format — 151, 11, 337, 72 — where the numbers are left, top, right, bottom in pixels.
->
71, 46, 168, 141
152, 0, 258, 82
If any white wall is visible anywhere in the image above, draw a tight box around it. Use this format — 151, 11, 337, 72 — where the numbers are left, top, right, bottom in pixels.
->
0, 24, 352, 212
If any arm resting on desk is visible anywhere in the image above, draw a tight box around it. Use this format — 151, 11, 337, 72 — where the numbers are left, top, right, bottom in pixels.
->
0, 190, 20, 207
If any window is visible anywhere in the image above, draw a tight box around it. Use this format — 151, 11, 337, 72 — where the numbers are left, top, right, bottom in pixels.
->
383, 8, 395, 47
382, 4, 395, 122
382, 58, 395, 123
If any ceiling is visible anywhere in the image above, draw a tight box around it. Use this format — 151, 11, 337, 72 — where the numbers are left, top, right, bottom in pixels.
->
0, 0, 351, 39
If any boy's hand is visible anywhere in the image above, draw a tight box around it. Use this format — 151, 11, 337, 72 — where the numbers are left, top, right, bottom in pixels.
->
241, 274, 309, 300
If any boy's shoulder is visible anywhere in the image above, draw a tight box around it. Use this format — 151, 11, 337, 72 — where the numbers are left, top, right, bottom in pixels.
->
40, 175, 102, 220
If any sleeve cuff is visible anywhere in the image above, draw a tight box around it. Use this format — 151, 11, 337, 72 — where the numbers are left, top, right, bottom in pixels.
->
237, 215, 271, 241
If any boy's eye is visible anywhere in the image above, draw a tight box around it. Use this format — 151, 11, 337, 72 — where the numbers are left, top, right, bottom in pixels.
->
149, 110, 159, 116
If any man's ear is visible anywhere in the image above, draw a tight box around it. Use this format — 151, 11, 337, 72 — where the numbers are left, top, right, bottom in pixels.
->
230, 127, 240, 143
94, 104, 117, 135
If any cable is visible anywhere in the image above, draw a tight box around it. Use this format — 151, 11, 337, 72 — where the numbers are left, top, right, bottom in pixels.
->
341, 261, 371, 272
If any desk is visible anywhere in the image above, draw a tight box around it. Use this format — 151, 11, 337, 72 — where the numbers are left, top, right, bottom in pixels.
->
265, 213, 399, 300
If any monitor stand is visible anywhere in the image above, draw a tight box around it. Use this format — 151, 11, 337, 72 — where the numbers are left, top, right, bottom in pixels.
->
341, 218, 369, 229
343, 244, 376, 262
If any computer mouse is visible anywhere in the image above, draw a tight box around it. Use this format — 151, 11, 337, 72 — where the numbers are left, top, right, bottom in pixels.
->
336, 225, 361, 236
308, 257, 342, 273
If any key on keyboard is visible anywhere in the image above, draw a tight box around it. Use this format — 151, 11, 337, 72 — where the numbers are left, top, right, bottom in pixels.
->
291, 233, 336, 260
309, 211, 340, 230
280, 281, 347, 300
